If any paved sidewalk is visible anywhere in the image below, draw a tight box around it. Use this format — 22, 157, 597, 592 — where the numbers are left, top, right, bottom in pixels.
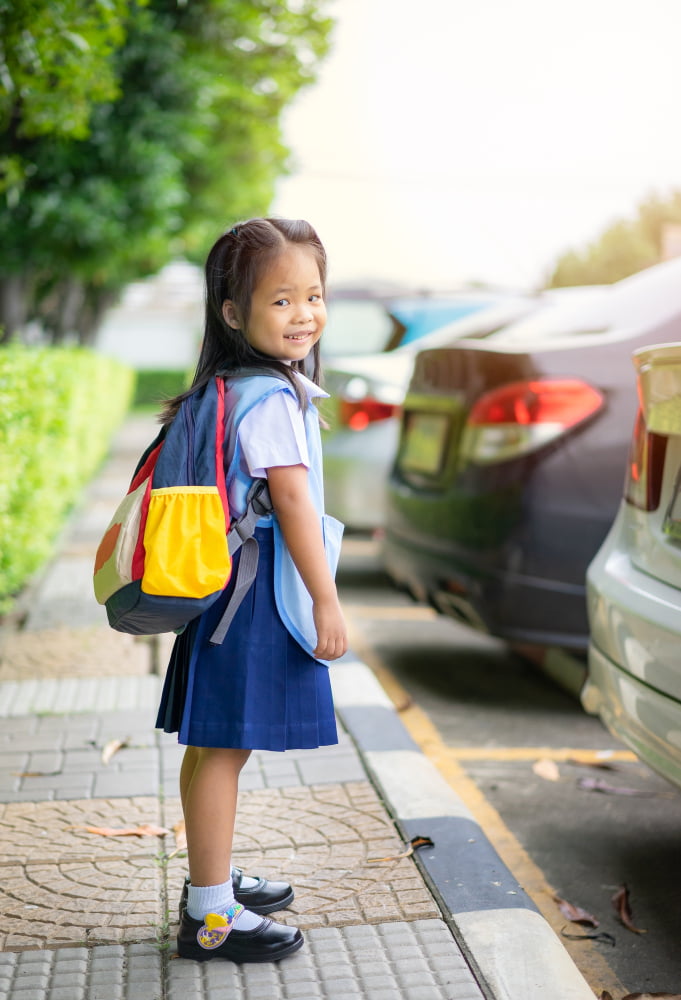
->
0, 417, 596, 1000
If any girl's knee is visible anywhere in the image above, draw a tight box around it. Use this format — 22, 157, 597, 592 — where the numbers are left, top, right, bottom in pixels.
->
194, 746, 251, 769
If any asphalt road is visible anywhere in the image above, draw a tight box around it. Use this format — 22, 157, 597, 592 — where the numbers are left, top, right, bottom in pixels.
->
337, 535, 681, 999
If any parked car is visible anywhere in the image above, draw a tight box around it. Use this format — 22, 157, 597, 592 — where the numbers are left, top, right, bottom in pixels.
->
382, 255, 681, 652
583, 342, 681, 788
322, 287, 607, 532
323, 290, 588, 531
319, 289, 513, 530
321, 285, 410, 358
322, 286, 507, 358
322, 294, 541, 531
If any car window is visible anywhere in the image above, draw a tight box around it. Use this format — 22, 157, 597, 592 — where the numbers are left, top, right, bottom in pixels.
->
384, 297, 498, 349
323, 300, 395, 356
392, 297, 538, 353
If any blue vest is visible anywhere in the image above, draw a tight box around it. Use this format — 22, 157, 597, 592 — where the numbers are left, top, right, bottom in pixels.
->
223, 373, 344, 660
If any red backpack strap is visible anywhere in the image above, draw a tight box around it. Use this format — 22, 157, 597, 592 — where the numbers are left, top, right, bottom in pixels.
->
214, 377, 228, 521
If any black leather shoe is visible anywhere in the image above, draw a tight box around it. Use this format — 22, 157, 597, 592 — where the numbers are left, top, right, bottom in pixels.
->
232, 866, 295, 914
177, 905, 303, 963
179, 867, 294, 920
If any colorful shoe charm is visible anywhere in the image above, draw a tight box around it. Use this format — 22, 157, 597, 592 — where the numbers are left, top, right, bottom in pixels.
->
196, 904, 244, 951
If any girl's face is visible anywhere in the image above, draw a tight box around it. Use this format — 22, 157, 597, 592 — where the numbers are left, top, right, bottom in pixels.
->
223, 244, 326, 363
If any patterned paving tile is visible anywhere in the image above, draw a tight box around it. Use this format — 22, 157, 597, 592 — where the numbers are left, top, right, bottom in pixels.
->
165, 781, 440, 930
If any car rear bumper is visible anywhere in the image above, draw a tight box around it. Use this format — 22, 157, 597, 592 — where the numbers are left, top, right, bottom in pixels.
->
586, 506, 681, 702
382, 528, 588, 649
582, 644, 681, 789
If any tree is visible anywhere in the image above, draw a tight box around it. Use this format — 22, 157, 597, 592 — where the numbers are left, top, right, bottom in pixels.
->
547, 189, 681, 288
0, 0, 136, 338
170, 0, 332, 257
0, 0, 333, 343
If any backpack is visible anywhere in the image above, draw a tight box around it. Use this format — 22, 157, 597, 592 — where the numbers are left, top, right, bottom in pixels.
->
93, 376, 272, 644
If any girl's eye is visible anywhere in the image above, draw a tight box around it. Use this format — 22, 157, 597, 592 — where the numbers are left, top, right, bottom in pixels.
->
309, 294, 322, 303
274, 298, 290, 307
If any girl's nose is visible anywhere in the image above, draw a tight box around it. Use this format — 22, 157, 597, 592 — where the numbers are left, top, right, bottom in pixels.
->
294, 301, 313, 322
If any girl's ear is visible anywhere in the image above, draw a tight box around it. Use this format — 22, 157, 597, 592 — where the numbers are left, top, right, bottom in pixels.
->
222, 300, 241, 330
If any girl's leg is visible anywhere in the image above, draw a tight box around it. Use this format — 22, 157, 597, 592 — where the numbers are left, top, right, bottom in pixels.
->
180, 745, 250, 887
179, 746, 294, 917
176, 749, 303, 961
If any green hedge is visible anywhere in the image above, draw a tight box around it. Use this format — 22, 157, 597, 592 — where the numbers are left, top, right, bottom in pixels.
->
133, 368, 192, 408
0, 346, 135, 608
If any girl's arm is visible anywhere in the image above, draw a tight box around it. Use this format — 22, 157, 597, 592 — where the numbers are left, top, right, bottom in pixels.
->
266, 463, 347, 661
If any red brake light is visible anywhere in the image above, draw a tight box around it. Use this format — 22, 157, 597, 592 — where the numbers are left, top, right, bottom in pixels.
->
624, 408, 667, 511
463, 378, 603, 464
468, 379, 603, 426
339, 399, 398, 431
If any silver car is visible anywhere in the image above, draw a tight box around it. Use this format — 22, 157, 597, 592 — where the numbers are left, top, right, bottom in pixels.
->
583, 341, 681, 789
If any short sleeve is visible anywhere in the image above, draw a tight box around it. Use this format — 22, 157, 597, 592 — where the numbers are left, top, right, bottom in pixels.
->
238, 388, 310, 477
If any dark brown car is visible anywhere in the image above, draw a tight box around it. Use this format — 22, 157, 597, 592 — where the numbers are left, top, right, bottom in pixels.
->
383, 257, 681, 653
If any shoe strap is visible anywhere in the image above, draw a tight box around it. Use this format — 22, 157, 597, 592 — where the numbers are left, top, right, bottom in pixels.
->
196, 904, 244, 950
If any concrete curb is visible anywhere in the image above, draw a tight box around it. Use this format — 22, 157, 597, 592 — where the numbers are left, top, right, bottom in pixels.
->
330, 658, 596, 1000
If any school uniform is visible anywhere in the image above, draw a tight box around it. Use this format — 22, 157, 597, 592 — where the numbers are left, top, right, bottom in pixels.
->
156, 371, 342, 752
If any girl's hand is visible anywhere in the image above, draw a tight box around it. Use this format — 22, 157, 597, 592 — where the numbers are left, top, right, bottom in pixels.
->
312, 597, 348, 661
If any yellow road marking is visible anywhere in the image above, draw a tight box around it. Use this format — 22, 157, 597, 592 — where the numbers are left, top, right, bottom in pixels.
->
345, 616, 629, 998
448, 746, 638, 763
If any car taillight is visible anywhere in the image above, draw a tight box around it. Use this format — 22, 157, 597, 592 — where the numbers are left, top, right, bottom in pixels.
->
624, 407, 667, 511
461, 378, 603, 464
339, 398, 398, 431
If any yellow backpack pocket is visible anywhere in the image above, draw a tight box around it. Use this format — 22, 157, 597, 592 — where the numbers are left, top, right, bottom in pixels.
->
141, 486, 230, 598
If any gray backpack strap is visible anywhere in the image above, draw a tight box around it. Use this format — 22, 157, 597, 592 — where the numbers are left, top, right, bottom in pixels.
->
208, 480, 273, 645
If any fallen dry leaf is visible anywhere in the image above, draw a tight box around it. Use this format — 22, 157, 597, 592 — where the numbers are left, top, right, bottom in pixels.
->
566, 757, 620, 771
77, 823, 171, 838
577, 776, 659, 797
533, 758, 560, 781
101, 738, 129, 765
612, 884, 647, 934
173, 819, 187, 850
165, 819, 188, 860
560, 927, 615, 946
553, 893, 599, 927
368, 835, 434, 863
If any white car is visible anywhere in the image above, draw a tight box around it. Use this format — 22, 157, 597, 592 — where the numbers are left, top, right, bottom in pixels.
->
583, 341, 681, 789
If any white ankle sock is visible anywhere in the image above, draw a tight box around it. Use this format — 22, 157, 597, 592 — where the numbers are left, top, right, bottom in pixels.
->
232, 863, 259, 890
187, 878, 234, 920
187, 878, 262, 930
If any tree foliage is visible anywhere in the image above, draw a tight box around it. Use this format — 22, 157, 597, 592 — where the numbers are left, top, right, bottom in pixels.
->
0, 0, 130, 143
547, 190, 681, 288
0, 0, 333, 343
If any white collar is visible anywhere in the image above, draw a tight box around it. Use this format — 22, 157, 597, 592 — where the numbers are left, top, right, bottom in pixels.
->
293, 369, 329, 400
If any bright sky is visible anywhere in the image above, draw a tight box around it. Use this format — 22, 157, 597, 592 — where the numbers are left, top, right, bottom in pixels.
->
273, 0, 681, 291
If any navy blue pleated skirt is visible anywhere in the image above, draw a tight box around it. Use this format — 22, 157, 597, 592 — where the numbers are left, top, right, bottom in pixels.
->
155, 526, 338, 751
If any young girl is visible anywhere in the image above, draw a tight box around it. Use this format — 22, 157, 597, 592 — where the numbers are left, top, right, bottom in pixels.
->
156, 217, 347, 964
